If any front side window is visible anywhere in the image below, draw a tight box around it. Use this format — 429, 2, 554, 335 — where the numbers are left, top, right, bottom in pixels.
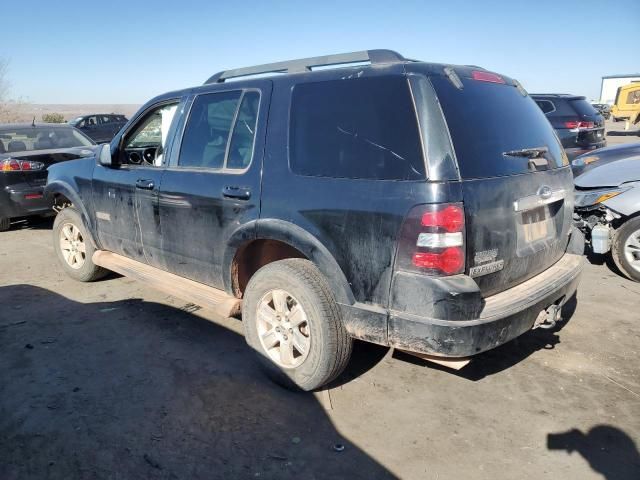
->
179, 90, 259, 170
289, 76, 425, 180
122, 102, 179, 166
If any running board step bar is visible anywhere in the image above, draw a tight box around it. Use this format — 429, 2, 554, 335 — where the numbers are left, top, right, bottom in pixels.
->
92, 251, 241, 318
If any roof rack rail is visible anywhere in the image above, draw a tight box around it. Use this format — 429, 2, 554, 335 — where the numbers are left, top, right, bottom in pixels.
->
204, 49, 406, 84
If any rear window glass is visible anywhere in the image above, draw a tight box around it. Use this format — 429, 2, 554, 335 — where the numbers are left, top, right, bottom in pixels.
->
569, 99, 598, 117
431, 76, 566, 179
0, 127, 94, 153
289, 76, 425, 180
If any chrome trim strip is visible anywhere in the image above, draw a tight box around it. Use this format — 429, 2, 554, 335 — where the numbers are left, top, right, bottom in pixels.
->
514, 189, 565, 212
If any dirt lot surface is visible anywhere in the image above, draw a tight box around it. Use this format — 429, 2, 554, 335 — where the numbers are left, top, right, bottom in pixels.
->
1, 122, 639, 480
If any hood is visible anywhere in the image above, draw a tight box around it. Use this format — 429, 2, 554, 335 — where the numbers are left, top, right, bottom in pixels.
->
575, 157, 640, 188
0, 145, 97, 167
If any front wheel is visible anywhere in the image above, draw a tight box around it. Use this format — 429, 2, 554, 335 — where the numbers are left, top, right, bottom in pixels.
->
53, 207, 108, 282
611, 217, 640, 282
242, 259, 353, 391
0, 217, 10, 232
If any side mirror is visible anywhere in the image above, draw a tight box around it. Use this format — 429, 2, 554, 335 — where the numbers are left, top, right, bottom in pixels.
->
97, 143, 113, 167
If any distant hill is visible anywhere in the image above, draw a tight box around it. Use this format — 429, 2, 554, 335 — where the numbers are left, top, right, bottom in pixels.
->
1, 104, 141, 123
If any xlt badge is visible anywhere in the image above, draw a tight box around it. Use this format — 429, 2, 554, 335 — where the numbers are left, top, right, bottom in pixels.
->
470, 249, 504, 278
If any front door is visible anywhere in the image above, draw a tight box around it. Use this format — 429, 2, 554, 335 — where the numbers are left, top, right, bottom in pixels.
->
92, 100, 181, 264
158, 83, 270, 288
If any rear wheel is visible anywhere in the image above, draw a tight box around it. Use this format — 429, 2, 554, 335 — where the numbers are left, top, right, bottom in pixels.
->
611, 217, 640, 282
242, 259, 352, 391
0, 217, 9, 232
53, 207, 108, 282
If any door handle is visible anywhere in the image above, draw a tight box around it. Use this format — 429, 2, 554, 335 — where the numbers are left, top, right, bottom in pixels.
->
136, 179, 155, 190
222, 185, 251, 200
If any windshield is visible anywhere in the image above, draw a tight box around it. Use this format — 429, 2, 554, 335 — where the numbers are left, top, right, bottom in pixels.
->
570, 99, 599, 117
69, 117, 83, 126
431, 75, 567, 179
0, 127, 95, 154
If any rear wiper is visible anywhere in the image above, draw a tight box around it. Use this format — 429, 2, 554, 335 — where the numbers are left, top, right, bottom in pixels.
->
503, 146, 548, 158
503, 146, 550, 170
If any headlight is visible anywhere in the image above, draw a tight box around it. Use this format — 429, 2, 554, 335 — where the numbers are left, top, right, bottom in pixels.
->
575, 187, 625, 207
575, 183, 639, 207
572, 155, 599, 168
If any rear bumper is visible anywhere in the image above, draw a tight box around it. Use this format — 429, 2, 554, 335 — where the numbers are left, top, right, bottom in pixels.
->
0, 182, 52, 219
387, 253, 584, 357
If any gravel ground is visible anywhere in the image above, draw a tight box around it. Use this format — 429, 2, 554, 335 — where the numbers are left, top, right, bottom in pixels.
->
0, 121, 638, 480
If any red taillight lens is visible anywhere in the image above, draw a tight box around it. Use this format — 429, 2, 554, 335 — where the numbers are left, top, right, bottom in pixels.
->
0, 159, 44, 172
564, 121, 594, 129
471, 70, 505, 84
0, 159, 22, 171
413, 248, 465, 275
421, 205, 465, 232
396, 203, 466, 276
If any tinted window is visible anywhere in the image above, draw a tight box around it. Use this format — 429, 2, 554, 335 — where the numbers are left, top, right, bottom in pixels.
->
289, 76, 425, 180
179, 91, 241, 169
535, 100, 555, 114
227, 91, 260, 169
569, 99, 599, 117
0, 127, 94, 151
431, 76, 566, 179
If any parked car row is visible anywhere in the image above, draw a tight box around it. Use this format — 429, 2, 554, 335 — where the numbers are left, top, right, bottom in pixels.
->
1, 49, 637, 391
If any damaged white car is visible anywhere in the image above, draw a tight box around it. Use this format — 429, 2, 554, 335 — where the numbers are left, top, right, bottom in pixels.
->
574, 156, 640, 281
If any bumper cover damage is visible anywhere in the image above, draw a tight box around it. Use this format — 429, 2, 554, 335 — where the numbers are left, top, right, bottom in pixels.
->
388, 253, 584, 358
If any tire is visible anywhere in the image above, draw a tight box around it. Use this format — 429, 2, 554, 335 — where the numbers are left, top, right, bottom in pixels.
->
611, 217, 640, 282
242, 258, 353, 391
53, 207, 108, 282
0, 217, 10, 232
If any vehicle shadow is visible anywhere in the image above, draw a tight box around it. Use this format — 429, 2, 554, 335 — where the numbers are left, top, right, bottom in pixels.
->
0, 284, 396, 480
547, 425, 640, 480
9, 215, 55, 231
606, 130, 640, 137
393, 294, 578, 381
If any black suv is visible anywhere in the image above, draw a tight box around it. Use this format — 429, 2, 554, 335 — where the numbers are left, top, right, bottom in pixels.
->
46, 50, 584, 390
69, 114, 128, 143
532, 94, 606, 160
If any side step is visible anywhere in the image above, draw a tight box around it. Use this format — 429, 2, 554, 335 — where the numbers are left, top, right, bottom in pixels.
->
92, 251, 241, 318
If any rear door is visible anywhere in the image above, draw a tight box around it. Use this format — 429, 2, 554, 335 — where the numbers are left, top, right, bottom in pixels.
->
431, 74, 574, 296
156, 82, 270, 288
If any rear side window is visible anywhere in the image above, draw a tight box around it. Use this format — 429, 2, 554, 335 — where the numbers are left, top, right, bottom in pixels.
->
535, 100, 555, 114
431, 76, 566, 179
179, 91, 259, 170
569, 99, 598, 117
289, 76, 425, 180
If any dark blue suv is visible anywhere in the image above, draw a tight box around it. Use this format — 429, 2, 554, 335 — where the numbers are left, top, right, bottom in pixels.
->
45, 50, 584, 390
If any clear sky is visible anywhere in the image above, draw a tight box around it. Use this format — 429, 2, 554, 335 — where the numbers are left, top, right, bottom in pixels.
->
2, 0, 638, 104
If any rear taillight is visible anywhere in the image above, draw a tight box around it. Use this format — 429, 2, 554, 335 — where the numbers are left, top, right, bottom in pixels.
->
396, 203, 466, 276
471, 70, 505, 84
0, 159, 45, 172
564, 121, 594, 129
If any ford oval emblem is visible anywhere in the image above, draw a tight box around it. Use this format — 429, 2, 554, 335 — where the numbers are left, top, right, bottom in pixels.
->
538, 185, 553, 200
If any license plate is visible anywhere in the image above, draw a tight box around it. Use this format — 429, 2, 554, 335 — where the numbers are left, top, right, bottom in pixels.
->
522, 207, 549, 243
